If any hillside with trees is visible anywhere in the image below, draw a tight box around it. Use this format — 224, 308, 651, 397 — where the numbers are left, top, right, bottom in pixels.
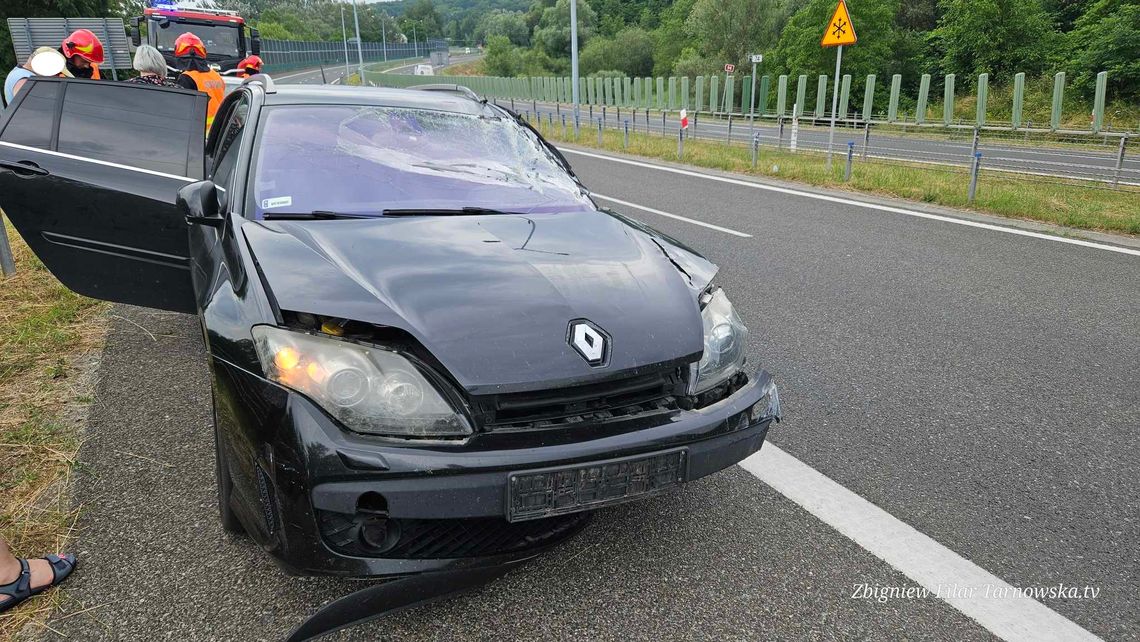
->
469, 0, 1140, 103
2, 0, 1136, 104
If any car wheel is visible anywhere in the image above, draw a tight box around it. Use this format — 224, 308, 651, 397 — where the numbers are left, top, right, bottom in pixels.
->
213, 392, 245, 536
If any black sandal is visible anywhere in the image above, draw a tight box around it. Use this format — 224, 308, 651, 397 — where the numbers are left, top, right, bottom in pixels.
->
0, 554, 77, 613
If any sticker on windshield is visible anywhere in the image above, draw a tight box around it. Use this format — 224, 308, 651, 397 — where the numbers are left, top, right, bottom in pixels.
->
262, 196, 293, 210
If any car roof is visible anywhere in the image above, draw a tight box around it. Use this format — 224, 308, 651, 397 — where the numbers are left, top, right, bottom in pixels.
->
260, 84, 491, 116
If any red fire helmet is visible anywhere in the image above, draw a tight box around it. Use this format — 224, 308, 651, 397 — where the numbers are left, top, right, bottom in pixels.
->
61, 29, 105, 64
238, 55, 263, 72
174, 32, 207, 59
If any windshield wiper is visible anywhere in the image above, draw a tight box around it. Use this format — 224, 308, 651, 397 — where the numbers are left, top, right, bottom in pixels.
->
262, 211, 374, 220
381, 207, 525, 217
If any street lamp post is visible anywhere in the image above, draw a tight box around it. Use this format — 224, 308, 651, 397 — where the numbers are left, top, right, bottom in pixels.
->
350, 0, 365, 82
381, 12, 387, 61
570, 0, 580, 127
341, 7, 350, 79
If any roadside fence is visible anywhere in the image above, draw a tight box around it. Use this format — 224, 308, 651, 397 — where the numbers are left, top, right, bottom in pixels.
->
502, 98, 1139, 207
261, 38, 447, 75
479, 96, 1137, 188
366, 70, 1136, 136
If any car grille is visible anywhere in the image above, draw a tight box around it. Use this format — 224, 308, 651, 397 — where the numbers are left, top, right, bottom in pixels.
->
473, 369, 686, 431
318, 511, 590, 559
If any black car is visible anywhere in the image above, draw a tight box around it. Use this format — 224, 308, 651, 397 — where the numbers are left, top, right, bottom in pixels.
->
0, 77, 780, 579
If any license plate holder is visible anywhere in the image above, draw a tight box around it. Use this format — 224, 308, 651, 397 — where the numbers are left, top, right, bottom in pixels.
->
507, 448, 688, 522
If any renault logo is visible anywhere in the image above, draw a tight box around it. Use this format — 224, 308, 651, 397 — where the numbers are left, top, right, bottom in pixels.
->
568, 320, 610, 367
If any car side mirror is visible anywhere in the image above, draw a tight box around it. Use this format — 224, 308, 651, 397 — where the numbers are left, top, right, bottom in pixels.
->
178, 181, 224, 228
129, 17, 142, 47
250, 28, 261, 55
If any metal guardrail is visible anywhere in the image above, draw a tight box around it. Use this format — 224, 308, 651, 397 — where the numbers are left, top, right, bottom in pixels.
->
502, 99, 1137, 188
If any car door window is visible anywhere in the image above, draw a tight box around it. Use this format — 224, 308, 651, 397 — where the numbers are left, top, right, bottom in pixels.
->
56, 81, 204, 178
0, 81, 59, 149
0, 78, 207, 313
209, 96, 249, 190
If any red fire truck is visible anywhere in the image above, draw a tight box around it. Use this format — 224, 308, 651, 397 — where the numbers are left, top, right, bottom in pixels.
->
129, 0, 260, 74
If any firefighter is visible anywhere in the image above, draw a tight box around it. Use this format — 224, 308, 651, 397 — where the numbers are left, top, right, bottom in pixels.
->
60, 29, 104, 79
236, 55, 263, 78
172, 32, 225, 132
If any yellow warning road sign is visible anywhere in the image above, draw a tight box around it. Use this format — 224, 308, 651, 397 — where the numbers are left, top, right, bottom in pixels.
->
821, 0, 857, 47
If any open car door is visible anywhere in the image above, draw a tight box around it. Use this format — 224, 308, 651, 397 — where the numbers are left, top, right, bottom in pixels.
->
0, 78, 207, 313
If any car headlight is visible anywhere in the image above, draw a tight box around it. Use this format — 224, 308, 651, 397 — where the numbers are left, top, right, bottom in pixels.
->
252, 326, 471, 438
689, 287, 748, 395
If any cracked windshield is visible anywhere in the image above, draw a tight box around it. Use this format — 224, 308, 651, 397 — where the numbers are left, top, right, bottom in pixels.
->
251, 105, 593, 218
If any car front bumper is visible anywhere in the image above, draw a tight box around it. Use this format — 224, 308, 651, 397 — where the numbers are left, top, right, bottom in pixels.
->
212, 359, 778, 577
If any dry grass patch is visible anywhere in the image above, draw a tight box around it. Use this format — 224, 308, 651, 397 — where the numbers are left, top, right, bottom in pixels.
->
0, 218, 107, 640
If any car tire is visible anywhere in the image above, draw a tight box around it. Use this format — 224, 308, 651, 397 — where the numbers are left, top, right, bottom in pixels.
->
213, 392, 246, 536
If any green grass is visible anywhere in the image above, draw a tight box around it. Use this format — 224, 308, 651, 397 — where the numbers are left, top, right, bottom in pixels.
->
440, 58, 486, 76
0, 219, 106, 640
532, 119, 1140, 236
926, 79, 1140, 132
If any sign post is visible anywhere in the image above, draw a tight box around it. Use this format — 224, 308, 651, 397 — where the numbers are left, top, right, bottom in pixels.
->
570, 0, 580, 129
749, 54, 763, 138
821, 0, 857, 170
723, 63, 735, 114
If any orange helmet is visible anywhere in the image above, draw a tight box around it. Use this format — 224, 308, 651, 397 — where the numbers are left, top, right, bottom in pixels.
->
238, 55, 263, 73
61, 29, 105, 64
174, 32, 207, 59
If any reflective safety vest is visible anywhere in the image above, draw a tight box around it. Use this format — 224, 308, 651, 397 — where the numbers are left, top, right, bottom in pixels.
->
182, 69, 226, 131
90, 64, 100, 80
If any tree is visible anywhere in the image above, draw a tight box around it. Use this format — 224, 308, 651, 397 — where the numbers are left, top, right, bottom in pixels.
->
1044, 0, 1095, 31
671, 49, 721, 77
357, 9, 403, 45
476, 10, 529, 46
770, 0, 901, 79
931, 0, 1058, 81
579, 27, 654, 76
532, 0, 597, 59
1067, 0, 1140, 100
651, 0, 697, 76
483, 33, 558, 76
483, 34, 523, 75
399, 0, 444, 39
685, 0, 791, 72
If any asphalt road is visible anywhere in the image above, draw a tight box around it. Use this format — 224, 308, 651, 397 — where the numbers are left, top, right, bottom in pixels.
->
271, 65, 353, 86
36, 74, 1139, 641
44, 307, 993, 641
266, 52, 483, 86
384, 52, 483, 76
509, 100, 1139, 185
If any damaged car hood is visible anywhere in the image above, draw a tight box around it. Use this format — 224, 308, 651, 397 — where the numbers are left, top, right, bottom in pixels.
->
242, 208, 715, 394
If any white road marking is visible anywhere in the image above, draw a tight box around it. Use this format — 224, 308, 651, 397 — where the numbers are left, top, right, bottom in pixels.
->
562, 148, 1140, 258
592, 193, 751, 238
272, 68, 322, 81
740, 445, 1101, 642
